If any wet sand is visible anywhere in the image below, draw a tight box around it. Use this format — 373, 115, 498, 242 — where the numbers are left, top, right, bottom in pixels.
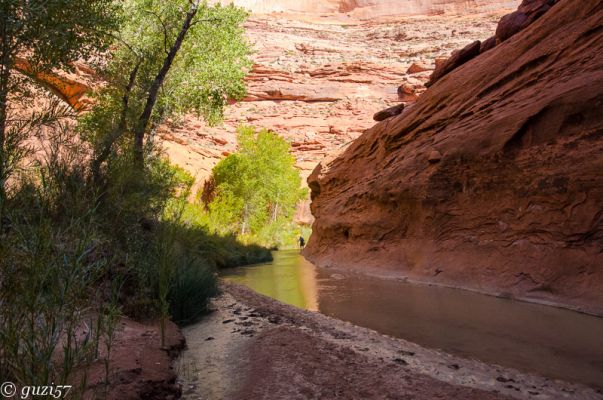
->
178, 282, 602, 400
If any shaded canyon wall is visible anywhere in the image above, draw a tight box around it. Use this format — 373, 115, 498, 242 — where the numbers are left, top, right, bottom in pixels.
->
305, 0, 603, 315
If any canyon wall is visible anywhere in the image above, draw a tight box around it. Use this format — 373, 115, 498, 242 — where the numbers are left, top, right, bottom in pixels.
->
305, 0, 603, 315
12, 1, 518, 225
158, 11, 509, 206
216, 0, 517, 17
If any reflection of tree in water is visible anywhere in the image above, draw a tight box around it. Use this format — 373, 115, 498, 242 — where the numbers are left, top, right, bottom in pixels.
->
224, 250, 318, 311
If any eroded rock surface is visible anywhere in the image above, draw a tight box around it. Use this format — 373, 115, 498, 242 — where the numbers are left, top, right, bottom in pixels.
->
305, 0, 603, 315
11, 6, 515, 203
161, 11, 509, 198
12, 4, 517, 225
427, 0, 560, 86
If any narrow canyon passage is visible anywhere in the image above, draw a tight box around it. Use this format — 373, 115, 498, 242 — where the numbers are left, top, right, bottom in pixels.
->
177, 0, 603, 399
5, 0, 602, 398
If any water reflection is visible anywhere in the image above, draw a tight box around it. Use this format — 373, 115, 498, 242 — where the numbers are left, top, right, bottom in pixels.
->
222, 250, 603, 389
224, 250, 319, 311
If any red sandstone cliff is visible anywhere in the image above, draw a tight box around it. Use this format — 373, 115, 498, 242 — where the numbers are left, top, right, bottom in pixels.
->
305, 0, 603, 315
17, 11, 509, 205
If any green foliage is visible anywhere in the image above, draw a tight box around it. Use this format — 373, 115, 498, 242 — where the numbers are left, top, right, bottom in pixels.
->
203, 126, 307, 247
71, 0, 254, 325
168, 253, 217, 324
0, 133, 114, 392
0, 0, 264, 389
154, 1, 251, 125
80, 0, 252, 172
181, 202, 273, 267
254, 218, 312, 249
0, 0, 120, 213
0, 0, 119, 72
0, 210, 105, 392
3, 144, 96, 389
91, 152, 219, 322
0, 126, 269, 389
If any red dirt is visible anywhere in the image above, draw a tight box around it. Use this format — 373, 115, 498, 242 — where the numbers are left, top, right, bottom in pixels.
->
82, 318, 184, 400
235, 326, 509, 400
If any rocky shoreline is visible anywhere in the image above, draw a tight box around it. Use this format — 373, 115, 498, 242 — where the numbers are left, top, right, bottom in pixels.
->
177, 282, 602, 400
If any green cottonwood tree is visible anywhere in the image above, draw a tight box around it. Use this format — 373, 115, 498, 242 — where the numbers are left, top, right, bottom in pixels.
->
0, 0, 119, 202
84, 0, 252, 174
208, 126, 306, 237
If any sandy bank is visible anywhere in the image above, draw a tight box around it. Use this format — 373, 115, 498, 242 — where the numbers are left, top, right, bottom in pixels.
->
178, 282, 602, 400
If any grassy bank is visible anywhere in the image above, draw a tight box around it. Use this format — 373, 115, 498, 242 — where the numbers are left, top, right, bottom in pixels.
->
0, 0, 264, 393
0, 137, 271, 392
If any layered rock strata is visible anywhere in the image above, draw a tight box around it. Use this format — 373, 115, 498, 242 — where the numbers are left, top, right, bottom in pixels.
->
160, 11, 508, 195
215, 0, 517, 17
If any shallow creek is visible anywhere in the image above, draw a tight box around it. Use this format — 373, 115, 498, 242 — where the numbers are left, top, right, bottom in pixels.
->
221, 250, 603, 390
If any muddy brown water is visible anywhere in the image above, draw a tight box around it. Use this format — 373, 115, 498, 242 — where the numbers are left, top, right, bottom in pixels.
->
221, 250, 603, 390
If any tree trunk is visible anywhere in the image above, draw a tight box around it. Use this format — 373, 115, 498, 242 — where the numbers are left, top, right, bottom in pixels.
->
133, 2, 199, 168
92, 61, 140, 184
241, 203, 249, 235
272, 190, 280, 222
0, 79, 8, 186
0, 65, 12, 215
0, 17, 15, 219
272, 202, 279, 222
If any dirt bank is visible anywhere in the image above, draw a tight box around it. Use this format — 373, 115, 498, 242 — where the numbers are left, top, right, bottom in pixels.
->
177, 282, 602, 400
81, 318, 185, 400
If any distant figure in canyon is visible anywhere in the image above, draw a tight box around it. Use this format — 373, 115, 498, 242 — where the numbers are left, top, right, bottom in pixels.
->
298, 236, 305, 252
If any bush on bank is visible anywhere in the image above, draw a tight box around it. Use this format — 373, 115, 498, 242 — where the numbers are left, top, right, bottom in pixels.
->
0, 0, 259, 390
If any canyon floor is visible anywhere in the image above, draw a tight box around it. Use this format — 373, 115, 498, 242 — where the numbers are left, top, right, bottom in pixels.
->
159, 11, 506, 198
177, 282, 601, 400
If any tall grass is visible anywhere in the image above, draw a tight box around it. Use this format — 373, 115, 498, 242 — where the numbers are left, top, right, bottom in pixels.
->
0, 126, 272, 393
0, 132, 111, 391
150, 197, 270, 326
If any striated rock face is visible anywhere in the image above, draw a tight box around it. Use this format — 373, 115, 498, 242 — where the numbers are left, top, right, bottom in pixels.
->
427, 0, 559, 87
13, 4, 516, 225
216, 0, 517, 17
12, 12, 511, 227
158, 12, 509, 213
305, 0, 603, 315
